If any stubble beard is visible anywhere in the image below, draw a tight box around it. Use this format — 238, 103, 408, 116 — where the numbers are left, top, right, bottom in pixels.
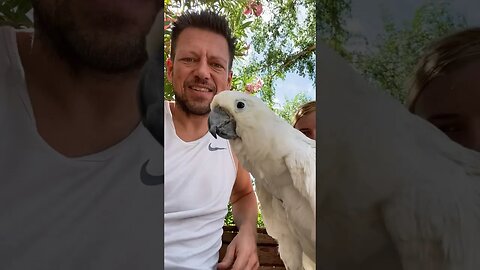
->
174, 79, 217, 116
32, 1, 151, 74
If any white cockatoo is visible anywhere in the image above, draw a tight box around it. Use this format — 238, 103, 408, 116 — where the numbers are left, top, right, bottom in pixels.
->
312, 42, 480, 269
208, 91, 316, 269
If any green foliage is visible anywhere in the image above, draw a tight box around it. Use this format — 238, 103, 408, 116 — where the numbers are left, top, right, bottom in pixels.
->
224, 203, 265, 228
256, 209, 265, 227
244, 0, 317, 106
275, 92, 312, 124
224, 203, 235, 226
0, 0, 32, 28
317, 0, 352, 59
351, 2, 467, 103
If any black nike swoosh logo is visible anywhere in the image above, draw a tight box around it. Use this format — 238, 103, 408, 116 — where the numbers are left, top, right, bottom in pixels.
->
208, 143, 226, 151
140, 160, 163, 186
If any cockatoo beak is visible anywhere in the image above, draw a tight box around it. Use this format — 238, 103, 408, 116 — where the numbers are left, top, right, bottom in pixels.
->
208, 106, 238, 140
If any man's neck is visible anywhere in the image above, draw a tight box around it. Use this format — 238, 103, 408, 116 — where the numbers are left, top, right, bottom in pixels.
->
17, 32, 143, 157
169, 102, 209, 142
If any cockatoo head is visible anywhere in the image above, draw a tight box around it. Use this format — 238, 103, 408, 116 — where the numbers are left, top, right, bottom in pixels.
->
208, 91, 277, 140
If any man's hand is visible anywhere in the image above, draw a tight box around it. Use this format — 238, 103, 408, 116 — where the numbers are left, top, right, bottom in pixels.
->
217, 227, 259, 270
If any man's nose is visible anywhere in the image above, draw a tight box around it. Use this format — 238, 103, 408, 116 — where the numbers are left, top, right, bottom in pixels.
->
193, 58, 211, 81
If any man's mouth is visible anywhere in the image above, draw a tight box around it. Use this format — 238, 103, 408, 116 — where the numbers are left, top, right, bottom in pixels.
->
188, 85, 214, 93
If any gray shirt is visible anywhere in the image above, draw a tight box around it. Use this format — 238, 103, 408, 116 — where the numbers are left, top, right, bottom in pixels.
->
0, 26, 164, 270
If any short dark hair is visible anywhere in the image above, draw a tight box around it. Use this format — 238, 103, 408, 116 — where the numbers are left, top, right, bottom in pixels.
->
170, 10, 236, 70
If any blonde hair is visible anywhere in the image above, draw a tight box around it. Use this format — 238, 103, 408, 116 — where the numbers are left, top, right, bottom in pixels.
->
406, 27, 480, 112
292, 100, 316, 127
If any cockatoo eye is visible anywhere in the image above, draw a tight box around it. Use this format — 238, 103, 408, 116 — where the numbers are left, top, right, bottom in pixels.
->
236, 101, 245, 109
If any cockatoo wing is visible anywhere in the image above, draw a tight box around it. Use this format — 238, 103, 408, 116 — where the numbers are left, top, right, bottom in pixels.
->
284, 138, 316, 215
255, 178, 308, 269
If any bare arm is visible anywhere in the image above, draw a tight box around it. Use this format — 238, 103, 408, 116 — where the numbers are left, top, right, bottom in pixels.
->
231, 162, 258, 234
218, 158, 259, 270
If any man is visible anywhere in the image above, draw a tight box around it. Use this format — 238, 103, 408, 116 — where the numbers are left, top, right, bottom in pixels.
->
406, 27, 480, 152
0, 1, 163, 269
164, 10, 260, 269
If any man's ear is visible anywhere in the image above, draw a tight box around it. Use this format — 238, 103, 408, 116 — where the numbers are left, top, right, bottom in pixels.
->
227, 70, 233, 90
166, 58, 174, 83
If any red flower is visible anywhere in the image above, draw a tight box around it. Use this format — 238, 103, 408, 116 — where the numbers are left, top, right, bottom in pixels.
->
244, 1, 262, 17
243, 7, 252, 15
245, 83, 256, 93
164, 17, 171, 30
245, 78, 263, 93
255, 78, 264, 88
252, 3, 263, 17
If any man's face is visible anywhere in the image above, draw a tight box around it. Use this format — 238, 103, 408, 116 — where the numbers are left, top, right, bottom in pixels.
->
167, 27, 232, 116
294, 111, 316, 140
32, 0, 160, 73
414, 60, 480, 152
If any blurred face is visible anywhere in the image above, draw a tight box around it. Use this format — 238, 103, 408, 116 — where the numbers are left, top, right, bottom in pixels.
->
166, 27, 232, 115
294, 111, 316, 140
414, 60, 480, 152
32, 0, 160, 73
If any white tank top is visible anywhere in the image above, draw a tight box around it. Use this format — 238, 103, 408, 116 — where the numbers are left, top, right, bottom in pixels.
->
164, 102, 237, 269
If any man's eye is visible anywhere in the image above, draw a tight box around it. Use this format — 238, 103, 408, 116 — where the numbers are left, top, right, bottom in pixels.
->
211, 63, 224, 69
182, 58, 195, 62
